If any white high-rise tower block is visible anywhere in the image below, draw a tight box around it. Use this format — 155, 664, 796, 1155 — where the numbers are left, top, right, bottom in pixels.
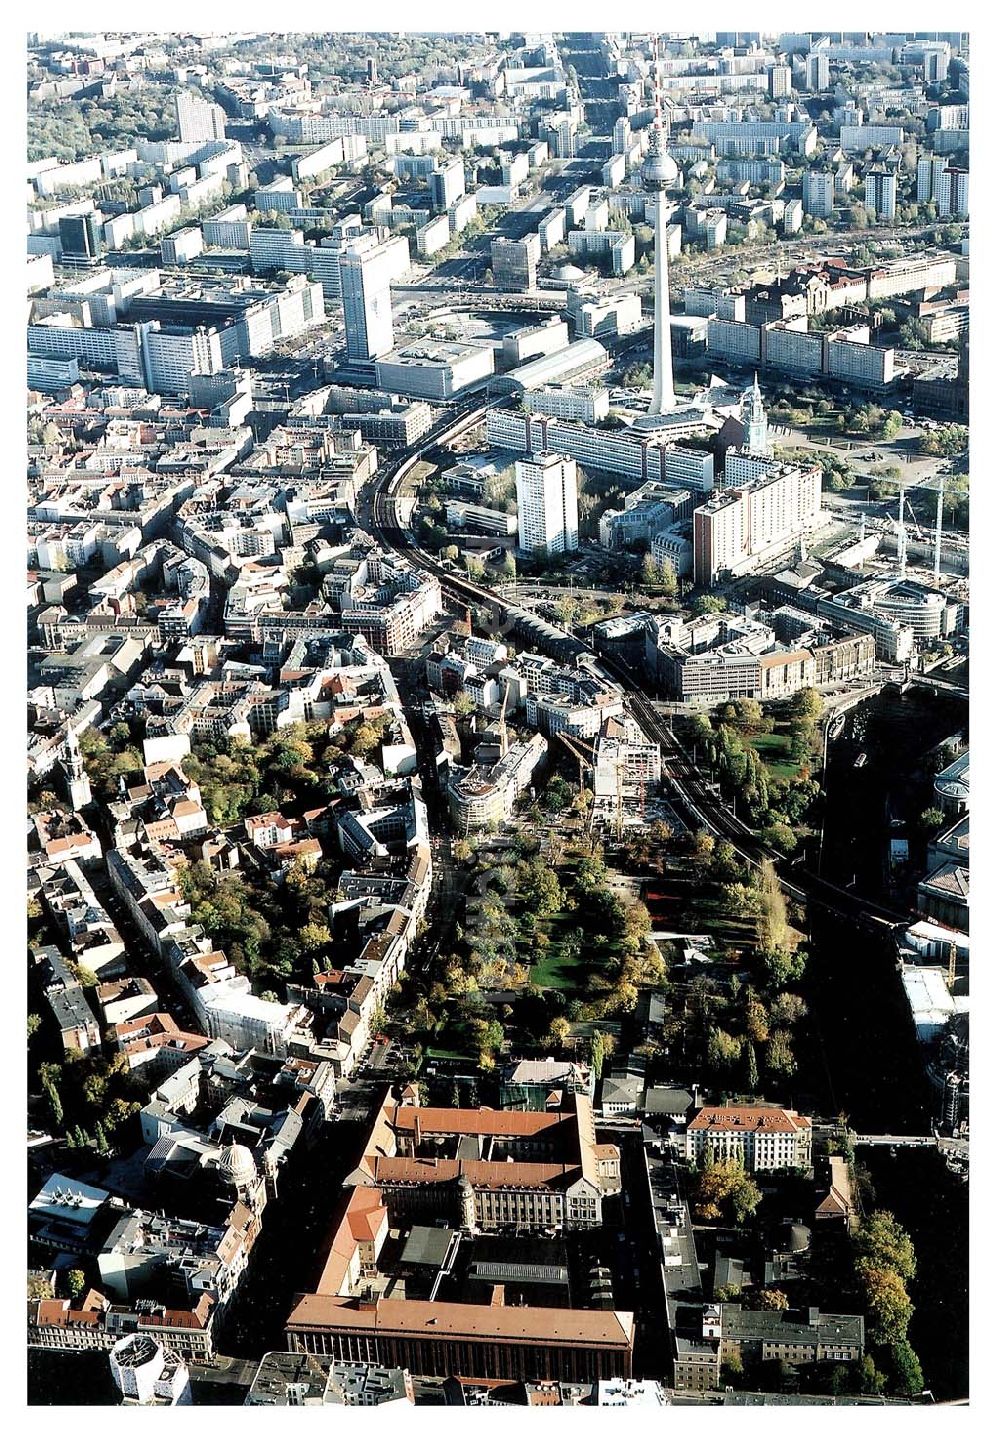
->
642, 41, 679, 416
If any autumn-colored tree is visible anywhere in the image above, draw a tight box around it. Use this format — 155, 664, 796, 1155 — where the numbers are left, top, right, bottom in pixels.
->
744, 989, 770, 1044
764, 1028, 797, 1078
299, 921, 331, 952
707, 1026, 743, 1070
694, 1157, 762, 1226
857, 1261, 913, 1345
548, 1016, 571, 1048
854, 1210, 917, 1282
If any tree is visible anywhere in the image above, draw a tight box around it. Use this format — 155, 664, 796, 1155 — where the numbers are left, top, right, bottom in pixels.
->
744, 990, 770, 1044
720, 1354, 744, 1386
730, 1177, 763, 1225
917, 807, 945, 835
764, 1028, 797, 1078
693, 594, 727, 615
590, 1029, 615, 1080
640, 553, 678, 596
715, 1282, 744, 1303
855, 1353, 888, 1395
758, 862, 792, 955
855, 1210, 917, 1281
857, 1262, 912, 1345
299, 921, 331, 952
453, 692, 476, 717
27, 1013, 41, 1042
544, 776, 575, 812
725, 698, 764, 734
762, 822, 797, 856
754, 1288, 789, 1311
772, 991, 807, 1025
694, 1157, 762, 1225
548, 1016, 571, 1048
745, 1041, 759, 1093
45, 1080, 63, 1127
888, 1338, 924, 1395
66, 1269, 86, 1299
348, 721, 384, 758
788, 687, 822, 724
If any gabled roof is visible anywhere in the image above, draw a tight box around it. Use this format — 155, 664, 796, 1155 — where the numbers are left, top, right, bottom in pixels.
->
688, 1106, 811, 1135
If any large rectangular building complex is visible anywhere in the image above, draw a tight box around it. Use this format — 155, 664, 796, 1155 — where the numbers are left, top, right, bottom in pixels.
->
284, 1094, 633, 1382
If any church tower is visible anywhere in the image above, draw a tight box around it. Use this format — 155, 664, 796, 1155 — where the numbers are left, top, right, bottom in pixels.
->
742, 373, 770, 455
61, 729, 92, 812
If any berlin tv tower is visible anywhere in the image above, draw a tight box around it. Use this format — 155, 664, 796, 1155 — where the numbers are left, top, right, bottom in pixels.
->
642, 36, 680, 415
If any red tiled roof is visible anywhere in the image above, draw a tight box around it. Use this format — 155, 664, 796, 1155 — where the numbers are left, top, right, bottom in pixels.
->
688, 1106, 811, 1135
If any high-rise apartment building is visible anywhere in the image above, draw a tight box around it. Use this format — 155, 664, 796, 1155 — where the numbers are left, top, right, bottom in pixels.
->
340, 237, 401, 362
805, 49, 830, 90
516, 452, 579, 556
769, 63, 792, 98
175, 91, 227, 144
865, 168, 897, 223
802, 170, 835, 217
921, 162, 969, 219
917, 155, 946, 205
429, 158, 465, 214
491, 234, 541, 291
693, 463, 823, 585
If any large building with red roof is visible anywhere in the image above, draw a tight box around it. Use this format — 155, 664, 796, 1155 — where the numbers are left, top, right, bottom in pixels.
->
284, 1092, 632, 1382
684, 1105, 813, 1172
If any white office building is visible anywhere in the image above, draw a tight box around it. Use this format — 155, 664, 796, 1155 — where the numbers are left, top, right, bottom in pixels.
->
516, 452, 579, 557
340, 237, 401, 362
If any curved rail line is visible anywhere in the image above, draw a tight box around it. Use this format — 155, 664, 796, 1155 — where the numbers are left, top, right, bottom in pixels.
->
360, 405, 907, 928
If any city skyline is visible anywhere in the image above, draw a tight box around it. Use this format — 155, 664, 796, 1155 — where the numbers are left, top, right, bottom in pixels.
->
24, 25, 970, 1410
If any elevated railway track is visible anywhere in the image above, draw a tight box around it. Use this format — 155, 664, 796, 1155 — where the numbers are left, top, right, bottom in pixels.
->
360, 402, 908, 929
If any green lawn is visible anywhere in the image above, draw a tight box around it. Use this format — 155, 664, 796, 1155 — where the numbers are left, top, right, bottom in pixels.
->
529, 945, 588, 992
751, 733, 801, 781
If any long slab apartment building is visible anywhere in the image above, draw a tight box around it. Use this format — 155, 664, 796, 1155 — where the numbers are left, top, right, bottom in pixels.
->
708, 317, 895, 389
693, 459, 823, 586
698, 252, 960, 388
487, 409, 715, 491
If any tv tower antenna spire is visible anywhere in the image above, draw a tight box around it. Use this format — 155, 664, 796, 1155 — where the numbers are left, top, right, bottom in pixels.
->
642, 33, 679, 418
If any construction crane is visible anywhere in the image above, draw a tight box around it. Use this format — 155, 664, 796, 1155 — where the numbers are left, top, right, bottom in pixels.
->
904, 496, 924, 541
934, 475, 945, 584
896, 483, 907, 578
555, 731, 594, 798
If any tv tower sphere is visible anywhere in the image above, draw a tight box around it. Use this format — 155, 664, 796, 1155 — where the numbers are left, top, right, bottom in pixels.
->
642, 131, 678, 191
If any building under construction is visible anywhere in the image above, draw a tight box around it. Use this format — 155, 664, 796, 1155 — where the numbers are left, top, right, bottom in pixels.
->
556, 714, 662, 836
